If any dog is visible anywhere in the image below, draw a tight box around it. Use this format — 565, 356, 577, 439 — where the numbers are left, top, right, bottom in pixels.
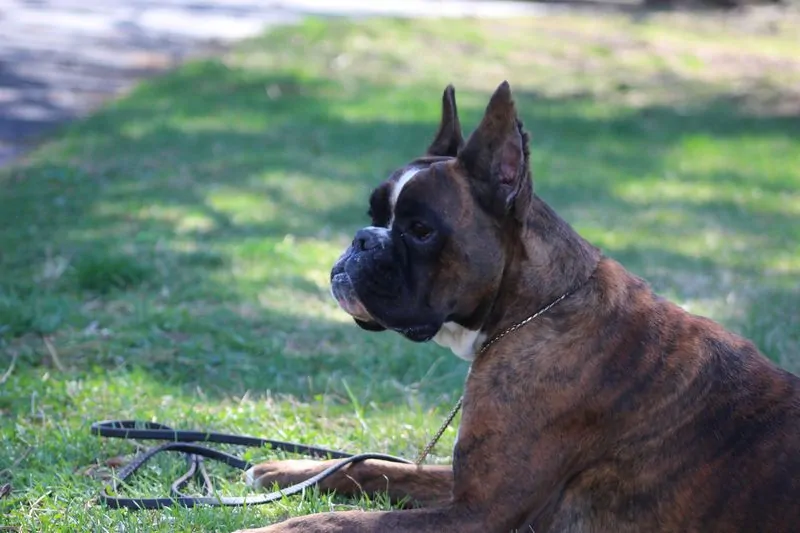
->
236, 82, 800, 532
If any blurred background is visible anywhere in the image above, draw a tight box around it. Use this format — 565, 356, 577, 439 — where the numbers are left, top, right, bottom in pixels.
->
1, 1, 798, 531
3, 0, 798, 165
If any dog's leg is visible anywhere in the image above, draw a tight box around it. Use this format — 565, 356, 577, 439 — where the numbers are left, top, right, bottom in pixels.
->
234, 505, 485, 533
246, 459, 453, 507
239, 386, 579, 533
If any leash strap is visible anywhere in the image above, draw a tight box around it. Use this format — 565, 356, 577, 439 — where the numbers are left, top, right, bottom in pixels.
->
91, 420, 412, 510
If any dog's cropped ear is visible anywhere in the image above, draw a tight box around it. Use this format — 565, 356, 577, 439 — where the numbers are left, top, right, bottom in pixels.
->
458, 81, 530, 217
426, 85, 464, 157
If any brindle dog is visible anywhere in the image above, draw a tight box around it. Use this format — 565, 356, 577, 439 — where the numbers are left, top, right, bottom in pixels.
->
236, 82, 800, 532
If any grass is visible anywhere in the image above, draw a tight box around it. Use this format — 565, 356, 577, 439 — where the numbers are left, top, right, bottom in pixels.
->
1, 10, 799, 532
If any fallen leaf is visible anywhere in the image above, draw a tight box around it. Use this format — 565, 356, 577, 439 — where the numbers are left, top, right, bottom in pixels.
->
105, 455, 132, 468
79, 455, 133, 481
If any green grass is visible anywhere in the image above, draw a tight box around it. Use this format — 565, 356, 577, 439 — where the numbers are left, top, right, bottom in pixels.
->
1, 11, 799, 532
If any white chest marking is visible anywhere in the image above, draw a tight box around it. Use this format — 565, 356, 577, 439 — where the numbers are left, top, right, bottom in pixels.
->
388, 167, 421, 228
433, 322, 486, 361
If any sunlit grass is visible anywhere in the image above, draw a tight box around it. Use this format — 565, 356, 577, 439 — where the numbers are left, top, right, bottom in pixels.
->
1, 11, 799, 532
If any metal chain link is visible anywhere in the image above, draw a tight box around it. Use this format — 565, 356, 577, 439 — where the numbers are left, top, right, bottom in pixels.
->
415, 396, 463, 465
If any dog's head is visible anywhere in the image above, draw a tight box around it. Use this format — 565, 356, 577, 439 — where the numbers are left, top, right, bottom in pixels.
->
330, 82, 532, 354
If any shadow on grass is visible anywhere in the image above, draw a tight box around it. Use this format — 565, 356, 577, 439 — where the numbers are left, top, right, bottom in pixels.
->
1, 60, 797, 404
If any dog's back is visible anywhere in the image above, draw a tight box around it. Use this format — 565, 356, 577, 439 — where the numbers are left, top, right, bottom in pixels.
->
652, 302, 800, 531
534, 258, 800, 532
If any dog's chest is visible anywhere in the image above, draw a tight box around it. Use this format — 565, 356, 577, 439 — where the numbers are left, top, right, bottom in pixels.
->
432, 322, 486, 361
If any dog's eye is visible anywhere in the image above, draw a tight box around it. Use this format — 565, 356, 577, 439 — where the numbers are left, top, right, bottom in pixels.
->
408, 221, 434, 241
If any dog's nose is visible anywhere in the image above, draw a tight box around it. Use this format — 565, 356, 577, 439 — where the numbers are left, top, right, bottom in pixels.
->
354, 228, 383, 252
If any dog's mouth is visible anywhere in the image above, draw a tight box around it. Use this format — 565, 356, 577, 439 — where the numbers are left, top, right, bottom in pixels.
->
330, 271, 375, 323
331, 251, 439, 339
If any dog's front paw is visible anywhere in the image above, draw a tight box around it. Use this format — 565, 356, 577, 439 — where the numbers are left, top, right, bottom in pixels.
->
245, 459, 334, 490
232, 511, 371, 533
232, 515, 333, 533
233, 522, 298, 533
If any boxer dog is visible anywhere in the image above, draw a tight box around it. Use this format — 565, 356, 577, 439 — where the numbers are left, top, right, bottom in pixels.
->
237, 82, 800, 532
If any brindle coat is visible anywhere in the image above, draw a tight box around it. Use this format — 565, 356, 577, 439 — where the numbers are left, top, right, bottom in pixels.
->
236, 83, 800, 533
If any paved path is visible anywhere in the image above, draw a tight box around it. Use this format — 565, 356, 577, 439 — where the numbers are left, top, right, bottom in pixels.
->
0, 0, 551, 167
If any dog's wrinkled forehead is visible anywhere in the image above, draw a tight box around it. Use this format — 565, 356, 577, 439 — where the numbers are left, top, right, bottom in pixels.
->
369, 156, 457, 228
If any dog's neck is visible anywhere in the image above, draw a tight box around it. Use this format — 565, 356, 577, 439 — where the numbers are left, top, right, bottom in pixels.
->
481, 195, 601, 348
433, 195, 601, 361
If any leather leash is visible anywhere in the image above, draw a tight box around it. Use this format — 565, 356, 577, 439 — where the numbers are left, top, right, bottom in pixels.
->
91, 420, 412, 509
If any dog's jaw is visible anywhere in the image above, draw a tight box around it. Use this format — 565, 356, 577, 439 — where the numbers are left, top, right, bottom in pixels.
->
433, 322, 486, 361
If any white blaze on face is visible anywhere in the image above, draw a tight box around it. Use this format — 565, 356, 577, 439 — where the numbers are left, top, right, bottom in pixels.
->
433, 322, 486, 361
388, 167, 422, 228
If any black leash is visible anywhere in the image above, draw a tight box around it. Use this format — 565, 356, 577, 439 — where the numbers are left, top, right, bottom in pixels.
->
91, 420, 413, 510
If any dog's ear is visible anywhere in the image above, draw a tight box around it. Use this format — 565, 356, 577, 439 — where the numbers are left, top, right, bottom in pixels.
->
458, 81, 530, 217
426, 85, 464, 157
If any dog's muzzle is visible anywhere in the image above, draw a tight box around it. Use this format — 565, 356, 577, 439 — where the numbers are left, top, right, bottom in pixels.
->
330, 226, 393, 322
330, 269, 373, 322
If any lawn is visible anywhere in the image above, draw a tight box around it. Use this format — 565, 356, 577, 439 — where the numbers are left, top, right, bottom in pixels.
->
1, 11, 799, 532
